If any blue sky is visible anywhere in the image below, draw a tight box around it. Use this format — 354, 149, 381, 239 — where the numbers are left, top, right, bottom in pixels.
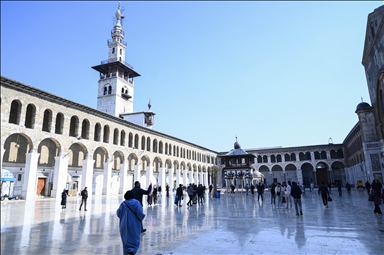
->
1, 1, 381, 152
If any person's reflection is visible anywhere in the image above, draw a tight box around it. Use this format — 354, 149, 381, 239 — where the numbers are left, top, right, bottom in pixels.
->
79, 215, 86, 234
295, 221, 307, 248
59, 211, 65, 225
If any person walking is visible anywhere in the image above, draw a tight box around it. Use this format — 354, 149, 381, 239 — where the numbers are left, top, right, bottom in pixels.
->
310, 183, 314, 192
318, 182, 330, 208
250, 183, 255, 195
257, 183, 265, 201
117, 191, 146, 255
365, 181, 371, 196
290, 182, 303, 215
176, 184, 183, 207
371, 180, 383, 214
152, 185, 156, 205
337, 181, 342, 196
61, 189, 68, 209
245, 184, 249, 195
197, 184, 204, 204
79, 187, 88, 211
283, 182, 291, 208
187, 184, 194, 207
328, 182, 332, 194
346, 182, 351, 195
131, 181, 152, 233
270, 183, 276, 204
275, 183, 283, 209
165, 184, 170, 198
131, 181, 152, 207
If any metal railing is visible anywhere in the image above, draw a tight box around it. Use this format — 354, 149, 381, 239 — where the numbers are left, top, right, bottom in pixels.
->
100, 57, 134, 69
107, 39, 127, 47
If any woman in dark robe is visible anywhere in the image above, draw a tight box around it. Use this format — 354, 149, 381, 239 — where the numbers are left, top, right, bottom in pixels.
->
60, 189, 67, 209
117, 191, 146, 255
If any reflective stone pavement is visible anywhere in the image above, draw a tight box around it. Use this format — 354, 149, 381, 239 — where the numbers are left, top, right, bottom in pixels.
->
1, 188, 383, 255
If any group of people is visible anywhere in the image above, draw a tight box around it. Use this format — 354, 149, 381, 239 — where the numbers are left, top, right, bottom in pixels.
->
269, 181, 303, 215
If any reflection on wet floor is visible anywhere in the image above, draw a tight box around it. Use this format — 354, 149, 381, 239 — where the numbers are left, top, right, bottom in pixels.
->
1, 189, 384, 255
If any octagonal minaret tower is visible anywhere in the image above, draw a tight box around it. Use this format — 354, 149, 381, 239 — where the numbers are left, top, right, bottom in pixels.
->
92, 3, 141, 117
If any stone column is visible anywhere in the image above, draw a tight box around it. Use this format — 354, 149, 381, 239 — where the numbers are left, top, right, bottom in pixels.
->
22, 151, 40, 201
183, 168, 188, 186
160, 166, 166, 192
168, 164, 173, 189
0, 147, 4, 173
102, 159, 113, 195
119, 159, 128, 194
134, 162, 140, 183
194, 171, 199, 184
81, 157, 95, 198
146, 163, 153, 187
51, 154, 69, 199
189, 169, 193, 183
296, 169, 303, 185
176, 168, 181, 187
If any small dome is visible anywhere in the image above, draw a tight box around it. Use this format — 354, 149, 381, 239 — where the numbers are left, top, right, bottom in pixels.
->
234, 138, 241, 149
355, 102, 372, 112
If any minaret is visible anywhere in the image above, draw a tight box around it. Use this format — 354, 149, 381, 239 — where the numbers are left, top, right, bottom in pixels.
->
92, 3, 141, 117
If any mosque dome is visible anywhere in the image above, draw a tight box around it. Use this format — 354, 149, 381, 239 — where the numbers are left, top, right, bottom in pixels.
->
355, 102, 373, 112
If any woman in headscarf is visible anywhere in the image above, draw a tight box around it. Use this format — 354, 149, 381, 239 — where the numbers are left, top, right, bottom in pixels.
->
117, 191, 146, 255
371, 181, 383, 214
60, 189, 67, 209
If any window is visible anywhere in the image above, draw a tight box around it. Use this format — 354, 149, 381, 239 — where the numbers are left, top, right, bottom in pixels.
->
112, 48, 115, 54
9, 100, 21, 124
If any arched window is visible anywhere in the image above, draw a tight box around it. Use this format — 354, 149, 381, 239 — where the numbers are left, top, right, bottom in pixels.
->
159, 141, 163, 154
9, 100, 21, 124
108, 86, 112, 95
103, 125, 110, 143
276, 154, 282, 162
42, 109, 52, 132
263, 155, 268, 163
25, 104, 36, 129
112, 47, 115, 54
128, 132, 133, 148
94, 123, 101, 141
104, 87, 108, 95
120, 130, 125, 146
113, 128, 119, 145
55, 113, 64, 135
284, 154, 290, 162
147, 137, 151, 152
320, 151, 327, 159
81, 119, 90, 139
153, 139, 158, 153
141, 136, 146, 150
69, 116, 79, 137
134, 134, 139, 149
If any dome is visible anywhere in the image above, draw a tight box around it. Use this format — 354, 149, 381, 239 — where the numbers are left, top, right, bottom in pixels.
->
234, 138, 241, 149
355, 102, 372, 112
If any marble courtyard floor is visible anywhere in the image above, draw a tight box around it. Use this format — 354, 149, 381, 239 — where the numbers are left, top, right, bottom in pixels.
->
1, 188, 383, 255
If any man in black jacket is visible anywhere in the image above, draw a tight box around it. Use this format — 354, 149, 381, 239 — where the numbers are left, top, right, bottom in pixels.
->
79, 187, 88, 211
290, 182, 303, 215
131, 181, 152, 233
318, 182, 330, 208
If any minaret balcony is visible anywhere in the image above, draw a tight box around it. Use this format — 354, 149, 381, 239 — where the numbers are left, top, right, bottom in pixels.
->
100, 58, 134, 70
107, 39, 127, 47
121, 93, 132, 100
